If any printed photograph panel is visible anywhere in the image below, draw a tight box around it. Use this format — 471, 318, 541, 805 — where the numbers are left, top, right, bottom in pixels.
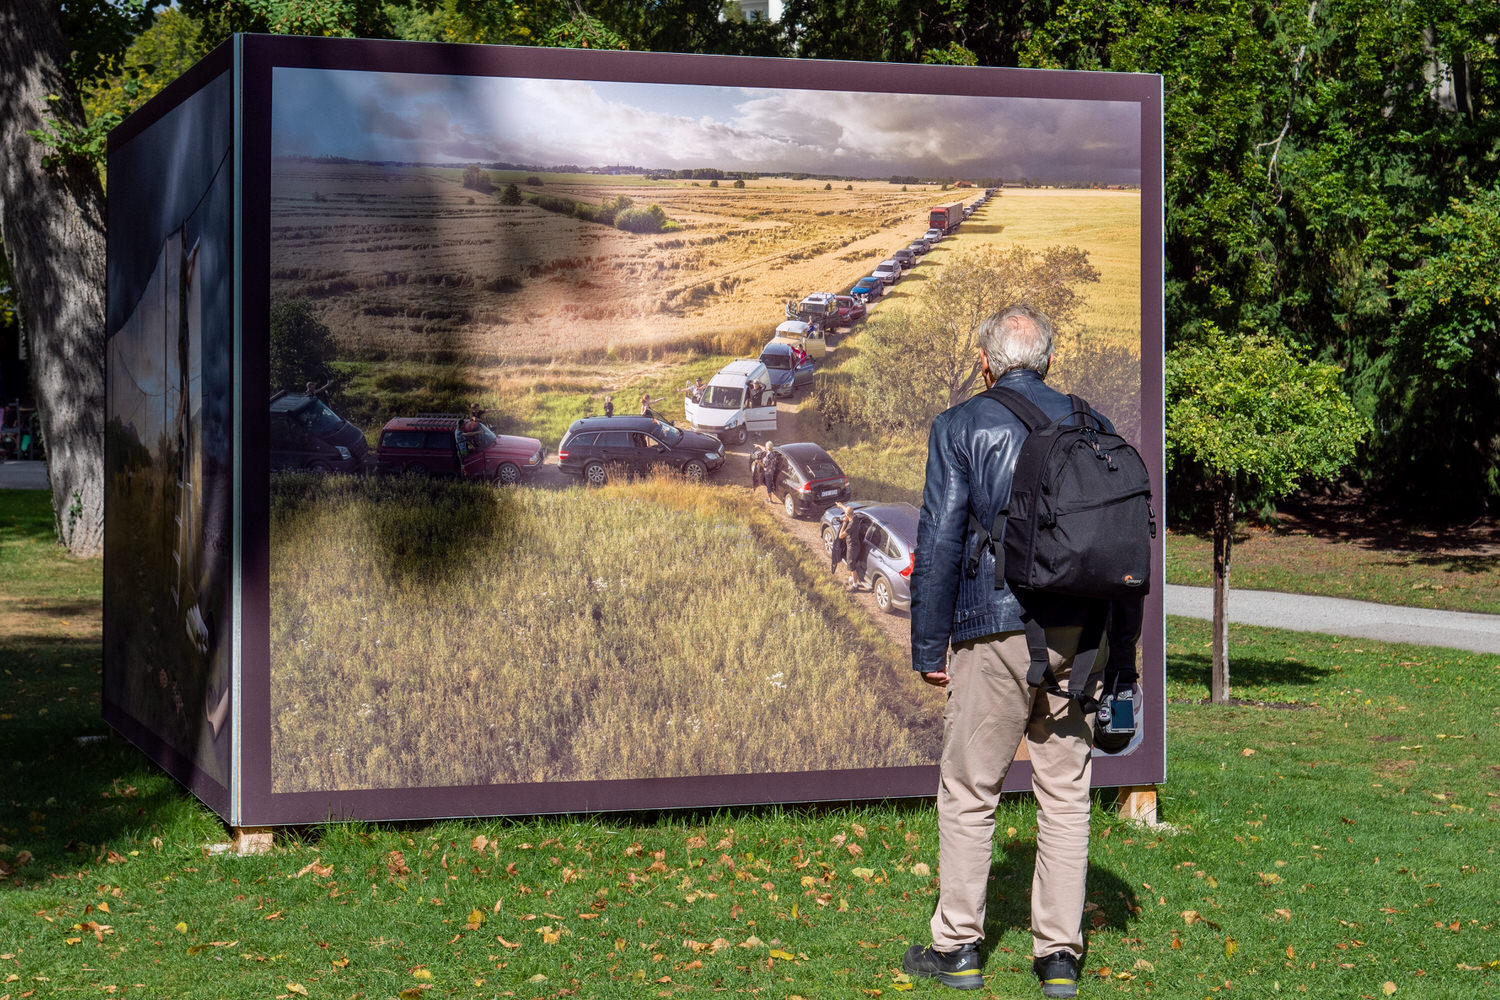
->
262, 55, 1155, 805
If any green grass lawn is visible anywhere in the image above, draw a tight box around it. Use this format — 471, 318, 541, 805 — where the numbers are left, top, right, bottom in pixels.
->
1164, 525, 1500, 615
3, 488, 1497, 997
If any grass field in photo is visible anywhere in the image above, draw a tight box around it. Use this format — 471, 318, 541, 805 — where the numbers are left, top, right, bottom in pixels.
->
268, 474, 940, 792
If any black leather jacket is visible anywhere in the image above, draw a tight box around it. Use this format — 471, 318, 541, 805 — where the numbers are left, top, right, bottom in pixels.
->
910, 369, 1111, 673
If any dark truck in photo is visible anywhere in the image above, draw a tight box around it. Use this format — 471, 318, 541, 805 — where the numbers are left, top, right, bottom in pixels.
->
270, 390, 369, 473
929, 200, 966, 234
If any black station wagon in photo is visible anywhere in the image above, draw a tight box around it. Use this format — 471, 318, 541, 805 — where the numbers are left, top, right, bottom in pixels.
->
766, 441, 852, 519
557, 415, 726, 485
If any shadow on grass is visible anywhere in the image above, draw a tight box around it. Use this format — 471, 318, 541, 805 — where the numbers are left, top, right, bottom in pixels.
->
983, 839, 1135, 958
13, 599, 100, 621
0, 634, 218, 885
1389, 551, 1499, 575
1168, 650, 1333, 690
1269, 489, 1500, 554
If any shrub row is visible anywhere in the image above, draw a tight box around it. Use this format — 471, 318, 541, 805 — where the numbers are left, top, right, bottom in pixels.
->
522, 191, 680, 234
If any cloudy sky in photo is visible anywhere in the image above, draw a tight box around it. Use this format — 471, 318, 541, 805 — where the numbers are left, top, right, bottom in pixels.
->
271, 68, 1142, 184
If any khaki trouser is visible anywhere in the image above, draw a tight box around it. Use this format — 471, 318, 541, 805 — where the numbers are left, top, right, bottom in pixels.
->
929, 627, 1099, 959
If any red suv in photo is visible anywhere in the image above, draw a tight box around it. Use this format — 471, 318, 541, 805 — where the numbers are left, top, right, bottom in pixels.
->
375, 413, 545, 484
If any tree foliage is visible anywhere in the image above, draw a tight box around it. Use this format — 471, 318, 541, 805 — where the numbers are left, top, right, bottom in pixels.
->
851, 245, 1099, 434
460, 164, 493, 194
1166, 332, 1367, 496
1024, 0, 1500, 509
269, 299, 336, 395
1387, 186, 1500, 501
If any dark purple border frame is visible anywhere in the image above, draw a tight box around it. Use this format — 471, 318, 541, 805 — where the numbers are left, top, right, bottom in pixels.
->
237, 35, 1165, 826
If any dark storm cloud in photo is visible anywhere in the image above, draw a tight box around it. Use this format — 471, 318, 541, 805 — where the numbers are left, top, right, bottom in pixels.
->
272, 69, 1141, 185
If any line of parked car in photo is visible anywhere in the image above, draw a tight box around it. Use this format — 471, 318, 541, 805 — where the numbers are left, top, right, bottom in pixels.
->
272, 384, 918, 614
845, 189, 992, 306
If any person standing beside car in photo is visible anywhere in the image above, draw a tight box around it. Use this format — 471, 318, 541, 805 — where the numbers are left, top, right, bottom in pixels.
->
829, 501, 853, 576
461, 403, 487, 453
901, 305, 1136, 997
761, 444, 782, 503
750, 443, 767, 492
843, 512, 871, 591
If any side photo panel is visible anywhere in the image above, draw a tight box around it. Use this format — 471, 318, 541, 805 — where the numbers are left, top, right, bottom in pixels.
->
105, 62, 235, 817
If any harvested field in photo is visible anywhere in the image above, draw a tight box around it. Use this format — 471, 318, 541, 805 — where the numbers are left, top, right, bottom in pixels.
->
268, 474, 939, 792
951, 189, 1142, 352
270, 163, 1119, 362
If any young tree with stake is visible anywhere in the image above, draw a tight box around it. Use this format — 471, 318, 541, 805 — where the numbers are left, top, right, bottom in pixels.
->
1165, 331, 1367, 703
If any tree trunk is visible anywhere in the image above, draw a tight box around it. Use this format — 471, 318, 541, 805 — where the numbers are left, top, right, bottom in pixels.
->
0, 0, 108, 556
1210, 474, 1235, 704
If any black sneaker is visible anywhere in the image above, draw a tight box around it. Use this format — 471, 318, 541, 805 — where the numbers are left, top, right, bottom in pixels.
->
1033, 951, 1079, 998
902, 941, 984, 990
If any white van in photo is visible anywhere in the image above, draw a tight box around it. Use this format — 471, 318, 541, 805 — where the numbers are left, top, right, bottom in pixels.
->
683, 358, 779, 445
774, 319, 828, 360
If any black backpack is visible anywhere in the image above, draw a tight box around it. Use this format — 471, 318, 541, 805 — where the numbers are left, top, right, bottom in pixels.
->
966, 385, 1155, 710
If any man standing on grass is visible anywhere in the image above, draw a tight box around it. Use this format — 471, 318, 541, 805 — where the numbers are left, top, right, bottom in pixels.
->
902, 305, 1117, 997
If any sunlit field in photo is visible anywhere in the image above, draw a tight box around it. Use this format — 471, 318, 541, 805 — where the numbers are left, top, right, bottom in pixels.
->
268, 474, 939, 792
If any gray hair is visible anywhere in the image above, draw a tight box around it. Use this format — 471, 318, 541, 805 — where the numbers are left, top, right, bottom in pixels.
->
977, 305, 1055, 378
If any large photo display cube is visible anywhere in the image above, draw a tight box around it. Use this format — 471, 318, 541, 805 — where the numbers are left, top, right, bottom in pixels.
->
105, 35, 1165, 826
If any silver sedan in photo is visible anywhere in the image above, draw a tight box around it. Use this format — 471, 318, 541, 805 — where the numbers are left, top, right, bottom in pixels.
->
820, 501, 919, 613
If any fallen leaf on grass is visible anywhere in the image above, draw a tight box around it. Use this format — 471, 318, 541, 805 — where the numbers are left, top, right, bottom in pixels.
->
769, 949, 795, 960
386, 851, 410, 877
496, 936, 520, 949
411, 968, 433, 981
910, 863, 930, 877
1225, 937, 1238, 959
465, 909, 484, 930
285, 984, 308, 997
1382, 983, 1397, 996
471, 835, 489, 852
295, 860, 333, 879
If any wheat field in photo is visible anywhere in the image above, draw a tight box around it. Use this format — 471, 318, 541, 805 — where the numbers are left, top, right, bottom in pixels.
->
268, 474, 938, 793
